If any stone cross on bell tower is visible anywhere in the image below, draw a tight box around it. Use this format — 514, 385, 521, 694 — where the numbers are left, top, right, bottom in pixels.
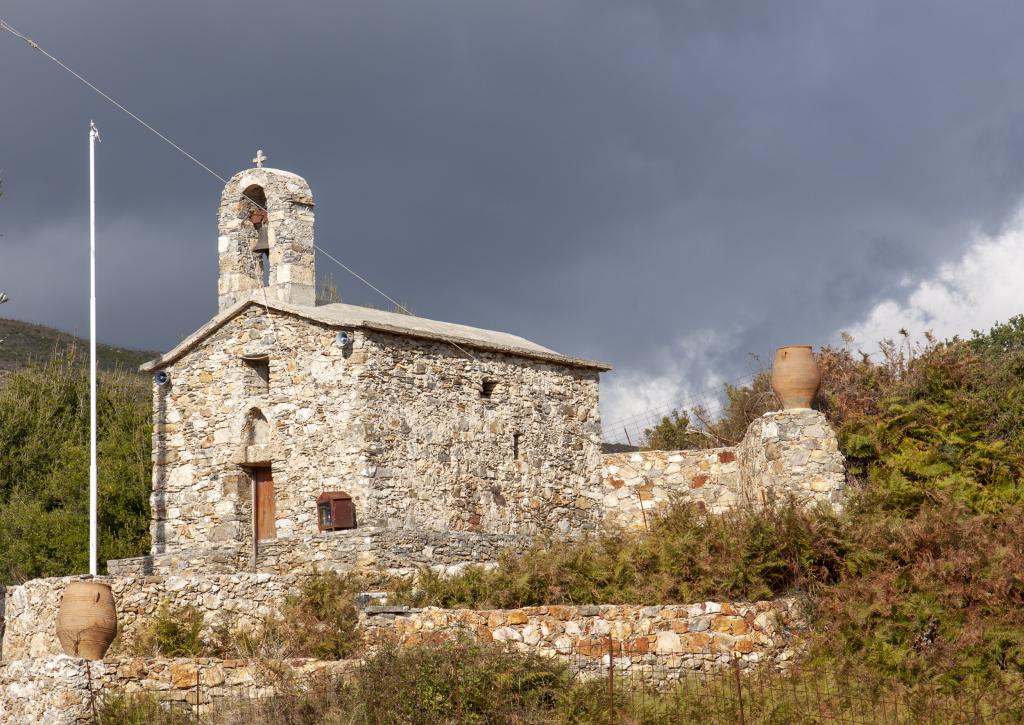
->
252, 149, 267, 168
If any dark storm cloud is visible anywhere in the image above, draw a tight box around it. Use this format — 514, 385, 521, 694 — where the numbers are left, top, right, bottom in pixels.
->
4, 0, 1024, 418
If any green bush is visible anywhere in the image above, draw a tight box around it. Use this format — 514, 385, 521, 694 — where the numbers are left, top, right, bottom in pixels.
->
130, 602, 207, 657
391, 500, 845, 609
0, 352, 150, 584
191, 571, 364, 660
273, 570, 363, 659
349, 639, 565, 724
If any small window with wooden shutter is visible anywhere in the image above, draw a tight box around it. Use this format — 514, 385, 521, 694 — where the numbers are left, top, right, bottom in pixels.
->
317, 491, 356, 531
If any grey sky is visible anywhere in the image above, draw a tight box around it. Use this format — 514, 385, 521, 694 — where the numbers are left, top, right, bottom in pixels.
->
3, 1, 1024, 428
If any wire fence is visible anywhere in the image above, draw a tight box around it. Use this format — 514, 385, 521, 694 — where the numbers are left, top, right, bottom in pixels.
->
570, 637, 1024, 724
95, 640, 1024, 724
602, 371, 764, 448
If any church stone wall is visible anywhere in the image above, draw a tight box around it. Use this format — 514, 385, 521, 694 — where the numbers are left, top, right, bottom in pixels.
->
152, 306, 365, 553
217, 167, 316, 311
153, 306, 603, 557
354, 329, 603, 538
110, 527, 533, 578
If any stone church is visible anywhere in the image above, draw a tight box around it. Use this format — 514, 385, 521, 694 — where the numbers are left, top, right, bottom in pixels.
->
116, 161, 612, 576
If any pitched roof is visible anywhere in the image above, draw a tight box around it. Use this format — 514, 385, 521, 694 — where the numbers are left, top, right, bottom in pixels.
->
140, 298, 612, 372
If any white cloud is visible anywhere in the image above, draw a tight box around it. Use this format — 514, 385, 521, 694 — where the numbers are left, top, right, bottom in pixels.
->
599, 328, 739, 443
843, 210, 1024, 350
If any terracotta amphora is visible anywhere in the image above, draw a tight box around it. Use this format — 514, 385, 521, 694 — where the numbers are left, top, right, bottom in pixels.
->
56, 581, 117, 660
770, 346, 820, 409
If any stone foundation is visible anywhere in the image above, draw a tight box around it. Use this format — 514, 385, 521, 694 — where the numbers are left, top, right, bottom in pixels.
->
0, 656, 355, 724
109, 527, 532, 577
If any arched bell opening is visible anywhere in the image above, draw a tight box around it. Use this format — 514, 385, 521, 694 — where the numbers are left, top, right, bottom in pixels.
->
241, 184, 270, 286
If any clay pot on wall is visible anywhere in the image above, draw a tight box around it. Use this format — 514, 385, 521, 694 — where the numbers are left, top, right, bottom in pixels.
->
770, 346, 820, 409
56, 581, 117, 660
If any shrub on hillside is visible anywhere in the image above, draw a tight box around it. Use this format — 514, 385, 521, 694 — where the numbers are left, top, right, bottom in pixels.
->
814, 501, 1024, 683
129, 602, 206, 657
391, 500, 846, 609
838, 335, 1024, 514
213, 572, 364, 660
642, 372, 778, 450
272, 570, 362, 659
0, 352, 151, 584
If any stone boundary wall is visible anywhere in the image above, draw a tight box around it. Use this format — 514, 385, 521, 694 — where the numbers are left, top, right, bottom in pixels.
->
600, 410, 845, 529
0, 656, 355, 725
362, 598, 805, 682
2, 574, 299, 661
110, 527, 532, 578
601, 448, 740, 529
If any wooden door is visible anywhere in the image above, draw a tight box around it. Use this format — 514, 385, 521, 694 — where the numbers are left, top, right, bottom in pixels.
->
253, 466, 276, 540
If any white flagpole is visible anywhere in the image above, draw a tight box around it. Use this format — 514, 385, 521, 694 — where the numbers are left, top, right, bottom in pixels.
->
89, 121, 100, 576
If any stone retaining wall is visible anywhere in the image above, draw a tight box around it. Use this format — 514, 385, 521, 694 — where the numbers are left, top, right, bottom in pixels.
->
2, 574, 298, 661
2, 596, 803, 721
109, 527, 531, 577
0, 656, 355, 724
362, 598, 805, 682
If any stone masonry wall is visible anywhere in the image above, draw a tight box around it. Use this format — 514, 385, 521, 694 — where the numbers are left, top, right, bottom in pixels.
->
738, 409, 845, 510
601, 448, 740, 529
363, 599, 805, 683
151, 306, 364, 553
217, 167, 316, 311
110, 527, 532, 578
154, 306, 603, 558
0, 656, 355, 725
356, 329, 603, 538
599, 410, 846, 529
0, 599, 801, 723
2, 575, 298, 661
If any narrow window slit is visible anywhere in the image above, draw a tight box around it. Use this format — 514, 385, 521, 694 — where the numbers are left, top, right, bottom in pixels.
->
242, 355, 270, 393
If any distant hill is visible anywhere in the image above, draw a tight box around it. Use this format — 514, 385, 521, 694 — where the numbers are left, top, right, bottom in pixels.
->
0, 318, 159, 373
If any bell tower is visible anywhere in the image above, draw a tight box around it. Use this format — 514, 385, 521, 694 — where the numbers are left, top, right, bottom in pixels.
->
216, 152, 316, 311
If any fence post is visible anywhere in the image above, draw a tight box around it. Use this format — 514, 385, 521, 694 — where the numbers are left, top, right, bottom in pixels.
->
732, 656, 745, 725
453, 645, 462, 724
195, 665, 202, 724
607, 634, 615, 724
